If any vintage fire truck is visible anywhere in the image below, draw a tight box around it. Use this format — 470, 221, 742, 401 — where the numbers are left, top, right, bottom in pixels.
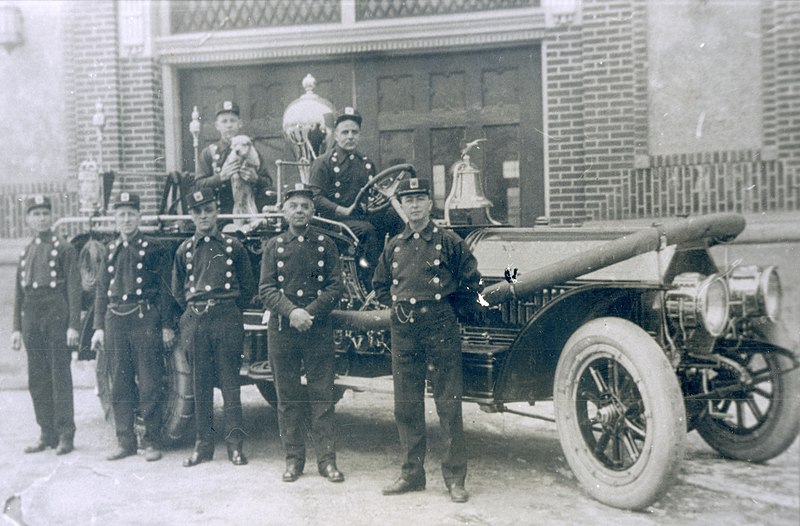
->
61, 79, 799, 511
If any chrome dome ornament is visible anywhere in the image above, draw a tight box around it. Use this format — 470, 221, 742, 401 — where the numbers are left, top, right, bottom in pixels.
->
282, 74, 335, 183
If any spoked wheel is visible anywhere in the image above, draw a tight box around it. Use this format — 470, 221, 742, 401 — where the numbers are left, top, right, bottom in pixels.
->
160, 342, 195, 447
352, 163, 416, 213
695, 344, 800, 462
554, 317, 686, 510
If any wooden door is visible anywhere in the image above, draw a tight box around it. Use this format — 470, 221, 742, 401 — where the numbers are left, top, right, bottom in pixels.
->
179, 60, 354, 189
354, 46, 544, 225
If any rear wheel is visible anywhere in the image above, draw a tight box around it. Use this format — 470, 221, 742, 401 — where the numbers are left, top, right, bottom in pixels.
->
160, 343, 194, 447
554, 317, 686, 510
696, 344, 800, 462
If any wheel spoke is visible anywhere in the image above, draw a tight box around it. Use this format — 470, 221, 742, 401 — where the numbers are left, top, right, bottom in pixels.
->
593, 428, 612, 457
744, 396, 764, 422
735, 400, 745, 428
588, 365, 610, 396
753, 386, 772, 399
623, 417, 646, 439
621, 429, 641, 461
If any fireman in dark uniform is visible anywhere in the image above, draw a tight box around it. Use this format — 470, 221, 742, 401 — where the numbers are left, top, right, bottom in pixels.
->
10, 195, 80, 455
172, 188, 256, 467
372, 178, 482, 503
309, 107, 381, 277
195, 100, 273, 214
259, 184, 345, 483
90, 192, 176, 462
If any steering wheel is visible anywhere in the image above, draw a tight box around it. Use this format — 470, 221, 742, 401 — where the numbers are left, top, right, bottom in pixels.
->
352, 163, 416, 213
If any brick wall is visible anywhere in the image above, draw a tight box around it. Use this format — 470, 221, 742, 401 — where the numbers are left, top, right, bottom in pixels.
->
771, 0, 800, 194
544, 23, 585, 225
64, 0, 122, 175
63, 1, 167, 214
119, 57, 166, 174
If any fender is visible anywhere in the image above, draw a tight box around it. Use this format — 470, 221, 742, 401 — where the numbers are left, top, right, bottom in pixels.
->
492, 283, 664, 402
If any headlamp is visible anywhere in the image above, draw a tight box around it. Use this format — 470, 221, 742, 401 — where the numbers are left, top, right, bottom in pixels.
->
666, 272, 730, 337
727, 265, 781, 322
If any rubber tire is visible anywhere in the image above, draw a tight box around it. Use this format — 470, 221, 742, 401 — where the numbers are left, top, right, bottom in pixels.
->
160, 342, 195, 447
554, 317, 687, 511
696, 346, 800, 463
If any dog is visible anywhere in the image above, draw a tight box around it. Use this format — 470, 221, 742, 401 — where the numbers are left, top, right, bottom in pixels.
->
222, 135, 260, 227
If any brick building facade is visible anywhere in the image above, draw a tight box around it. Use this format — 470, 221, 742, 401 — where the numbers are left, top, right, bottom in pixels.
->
3, 0, 799, 234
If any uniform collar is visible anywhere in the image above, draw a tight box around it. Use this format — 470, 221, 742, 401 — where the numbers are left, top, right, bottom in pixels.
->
192, 230, 225, 247
34, 229, 54, 242
399, 220, 436, 241
284, 225, 310, 242
117, 231, 142, 246
331, 144, 365, 163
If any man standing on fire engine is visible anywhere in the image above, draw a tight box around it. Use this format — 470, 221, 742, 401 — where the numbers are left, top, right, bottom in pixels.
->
259, 184, 344, 483
172, 188, 256, 467
91, 192, 176, 462
11, 195, 80, 455
195, 100, 272, 214
373, 178, 482, 503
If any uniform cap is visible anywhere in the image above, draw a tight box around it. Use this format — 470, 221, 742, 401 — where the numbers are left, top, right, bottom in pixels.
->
112, 192, 140, 210
284, 183, 314, 202
24, 194, 52, 214
214, 100, 240, 117
334, 106, 362, 128
187, 188, 217, 210
397, 178, 430, 198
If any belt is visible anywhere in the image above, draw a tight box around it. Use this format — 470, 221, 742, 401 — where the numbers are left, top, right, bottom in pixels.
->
188, 298, 237, 315
392, 300, 451, 324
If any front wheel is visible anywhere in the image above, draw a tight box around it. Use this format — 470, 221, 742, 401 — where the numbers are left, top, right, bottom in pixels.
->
695, 343, 800, 462
554, 317, 686, 510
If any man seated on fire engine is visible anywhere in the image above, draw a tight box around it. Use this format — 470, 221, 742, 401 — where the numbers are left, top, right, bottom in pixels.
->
194, 100, 273, 215
309, 107, 382, 281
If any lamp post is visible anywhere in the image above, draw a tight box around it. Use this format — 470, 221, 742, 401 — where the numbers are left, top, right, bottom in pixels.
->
190, 105, 201, 176
92, 100, 106, 211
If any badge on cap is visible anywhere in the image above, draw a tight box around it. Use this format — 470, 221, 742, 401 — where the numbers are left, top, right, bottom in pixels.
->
294, 183, 304, 191
409, 179, 419, 189
34, 195, 44, 205
344, 107, 354, 115
193, 191, 203, 201
223, 101, 233, 110
120, 192, 130, 202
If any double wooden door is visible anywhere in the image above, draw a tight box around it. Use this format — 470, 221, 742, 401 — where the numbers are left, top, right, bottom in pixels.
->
179, 45, 543, 225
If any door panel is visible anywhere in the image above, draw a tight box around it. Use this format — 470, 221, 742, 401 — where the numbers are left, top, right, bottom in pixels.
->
355, 46, 543, 225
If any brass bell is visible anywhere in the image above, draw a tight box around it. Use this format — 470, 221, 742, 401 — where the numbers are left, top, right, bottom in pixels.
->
444, 142, 500, 225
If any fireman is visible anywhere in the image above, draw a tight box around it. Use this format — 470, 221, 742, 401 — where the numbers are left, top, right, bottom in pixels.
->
172, 188, 256, 467
90, 192, 176, 462
259, 184, 345, 483
194, 100, 273, 214
372, 178, 482, 503
10, 195, 80, 456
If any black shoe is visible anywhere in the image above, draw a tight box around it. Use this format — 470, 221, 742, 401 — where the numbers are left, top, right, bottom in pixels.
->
282, 464, 303, 483
448, 485, 469, 503
227, 446, 248, 466
55, 437, 74, 456
319, 463, 344, 483
24, 438, 57, 454
107, 446, 136, 461
143, 446, 162, 462
382, 477, 426, 495
182, 450, 213, 467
